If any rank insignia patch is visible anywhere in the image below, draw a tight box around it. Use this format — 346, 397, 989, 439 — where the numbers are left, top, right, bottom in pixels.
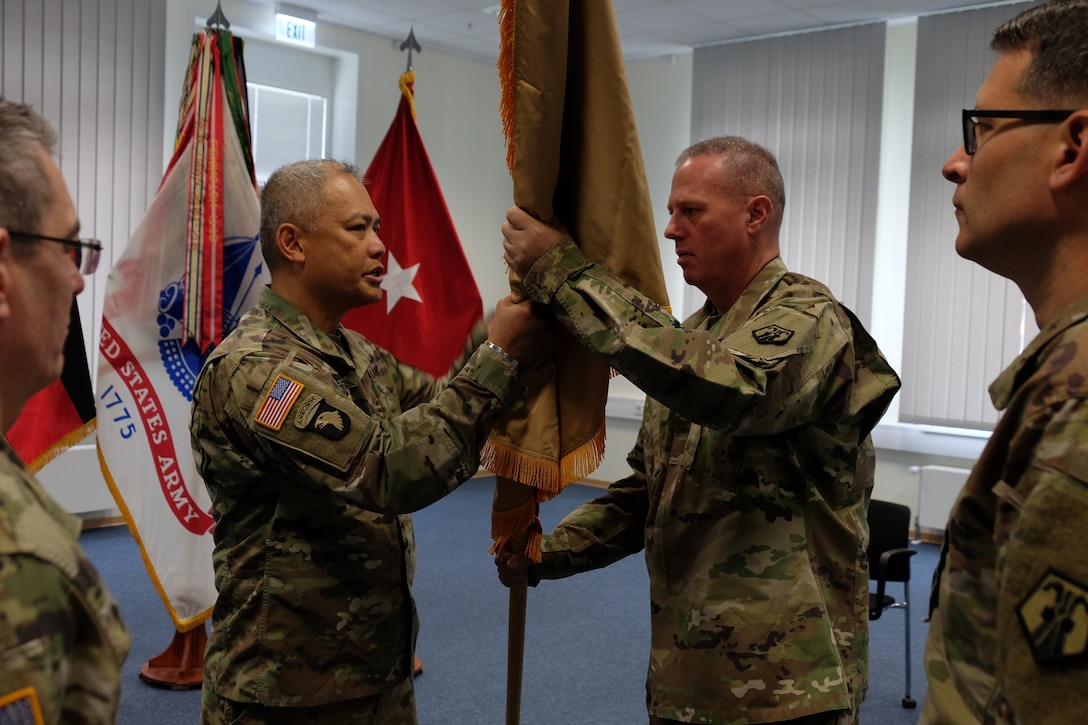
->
752, 324, 794, 345
1018, 569, 1088, 663
255, 374, 305, 431
0, 687, 45, 725
295, 394, 351, 440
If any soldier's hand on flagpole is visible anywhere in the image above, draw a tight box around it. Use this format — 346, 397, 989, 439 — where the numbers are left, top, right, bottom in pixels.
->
486, 296, 553, 369
501, 206, 568, 279
495, 550, 534, 588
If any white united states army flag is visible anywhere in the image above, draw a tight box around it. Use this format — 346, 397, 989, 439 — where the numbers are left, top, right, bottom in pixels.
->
97, 28, 265, 630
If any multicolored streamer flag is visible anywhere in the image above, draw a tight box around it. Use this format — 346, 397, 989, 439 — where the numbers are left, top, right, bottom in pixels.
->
96, 28, 265, 631
486, 0, 671, 559
342, 70, 482, 377
7, 300, 96, 473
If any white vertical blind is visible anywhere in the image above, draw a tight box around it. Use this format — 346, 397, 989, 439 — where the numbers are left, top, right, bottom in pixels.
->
691, 23, 886, 326
1, 0, 166, 384
900, 2, 1037, 430
248, 83, 327, 185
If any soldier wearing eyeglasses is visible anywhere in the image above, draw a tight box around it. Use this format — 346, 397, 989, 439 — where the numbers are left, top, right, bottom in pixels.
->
0, 98, 130, 723
925, 1, 1088, 722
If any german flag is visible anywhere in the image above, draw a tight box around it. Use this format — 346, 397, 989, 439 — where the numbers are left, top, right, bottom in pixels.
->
7, 299, 96, 472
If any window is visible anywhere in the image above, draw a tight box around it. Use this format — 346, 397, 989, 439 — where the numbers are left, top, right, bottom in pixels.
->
247, 83, 327, 184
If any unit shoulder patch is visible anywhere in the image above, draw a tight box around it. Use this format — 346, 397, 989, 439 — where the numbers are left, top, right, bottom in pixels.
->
294, 394, 351, 440
752, 324, 795, 345
1018, 569, 1088, 663
0, 687, 44, 725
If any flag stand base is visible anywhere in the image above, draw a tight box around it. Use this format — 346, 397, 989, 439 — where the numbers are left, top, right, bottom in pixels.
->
138, 626, 207, 690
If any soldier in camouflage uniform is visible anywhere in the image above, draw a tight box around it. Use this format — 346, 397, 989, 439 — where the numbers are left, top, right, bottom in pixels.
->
0, 99, 130, 723
191, 159, 547, 724
922, 2, 1088, 722
498, 136, 901, 724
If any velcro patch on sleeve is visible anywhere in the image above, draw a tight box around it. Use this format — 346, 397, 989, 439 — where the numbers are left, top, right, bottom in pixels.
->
294, 394, 351, 440
254, 374, 305, 431
1018, 569, 1088, 663
0, 688, 45, 725
752, 324, 795, 345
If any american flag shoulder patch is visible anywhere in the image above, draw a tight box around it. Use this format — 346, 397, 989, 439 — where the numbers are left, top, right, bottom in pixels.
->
255, 374, 305, 431
0, 688, 44, 725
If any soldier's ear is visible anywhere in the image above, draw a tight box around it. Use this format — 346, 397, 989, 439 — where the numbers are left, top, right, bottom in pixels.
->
747, 195, 773, 233
276, 224, 306, 265
1052, 111, 1088, 192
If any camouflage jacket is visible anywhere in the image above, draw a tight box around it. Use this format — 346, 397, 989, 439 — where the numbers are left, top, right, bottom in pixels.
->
190, 287, 525, 707
922, 296, 1088, 725
0, 437, 130, 724
523, 240, 901, 724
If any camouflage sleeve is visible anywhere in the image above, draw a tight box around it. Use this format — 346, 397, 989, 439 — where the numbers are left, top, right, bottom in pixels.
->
531, 435, 651, 582
192, 344, 526, 515
386, 319, 490, 412
441, 318, 490, 380
0, 555, 124, 725
994, 401, 1088, 721
523, 238, 851, 433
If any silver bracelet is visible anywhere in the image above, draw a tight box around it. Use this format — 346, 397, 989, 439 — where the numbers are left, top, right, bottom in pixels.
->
484, 340, 518, 369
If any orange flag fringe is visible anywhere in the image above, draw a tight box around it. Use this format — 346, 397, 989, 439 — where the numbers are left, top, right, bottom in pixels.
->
487, 0, 671, 559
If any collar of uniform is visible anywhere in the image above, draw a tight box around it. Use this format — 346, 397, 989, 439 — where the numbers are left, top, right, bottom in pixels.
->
684, 256, 788, 334
257, 286, 361, 374
989, 293, 1088, 410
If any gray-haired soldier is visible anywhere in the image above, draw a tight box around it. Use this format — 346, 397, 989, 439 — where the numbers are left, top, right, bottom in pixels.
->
498, 136, 900, 725
0, 98, 130, 723
191, 158, 548, 724
923, 1, 1088, 722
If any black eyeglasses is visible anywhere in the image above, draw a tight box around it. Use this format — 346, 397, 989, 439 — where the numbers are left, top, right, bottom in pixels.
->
962, 109, 1075, 155
8, 231, 102, 274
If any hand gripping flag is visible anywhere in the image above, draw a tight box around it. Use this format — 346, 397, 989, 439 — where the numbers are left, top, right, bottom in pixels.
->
7, 300, 96, 472
96, 28, 265, 631
486, 0, 671, 561
488, 4, 671, 721
342, 70, 483, 376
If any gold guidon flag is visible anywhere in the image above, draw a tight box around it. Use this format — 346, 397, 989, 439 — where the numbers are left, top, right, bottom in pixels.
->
485, 0, 671, 560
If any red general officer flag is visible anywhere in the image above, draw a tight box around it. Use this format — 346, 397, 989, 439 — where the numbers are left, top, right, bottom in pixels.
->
342, 70, 482, 377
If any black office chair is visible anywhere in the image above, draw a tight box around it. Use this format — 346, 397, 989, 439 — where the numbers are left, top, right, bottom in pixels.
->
867, 499, 918, 709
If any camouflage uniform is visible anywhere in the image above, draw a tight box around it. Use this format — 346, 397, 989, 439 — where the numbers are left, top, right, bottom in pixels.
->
922, 298, 1088, 724
190, 287, 525, 716
521, 239, 900, 724
0, 437, 130, 724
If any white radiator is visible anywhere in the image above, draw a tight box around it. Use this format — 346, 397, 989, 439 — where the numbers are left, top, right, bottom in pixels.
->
915, 465, 970, 535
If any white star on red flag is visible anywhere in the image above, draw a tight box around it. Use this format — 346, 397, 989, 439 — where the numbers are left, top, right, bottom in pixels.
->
383, 251, 423, 314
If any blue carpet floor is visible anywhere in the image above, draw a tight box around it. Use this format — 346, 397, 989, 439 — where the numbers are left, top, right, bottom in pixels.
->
80, 477, 936, 724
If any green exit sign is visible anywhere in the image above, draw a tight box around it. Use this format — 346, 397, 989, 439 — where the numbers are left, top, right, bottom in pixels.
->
275, 13, 316, 48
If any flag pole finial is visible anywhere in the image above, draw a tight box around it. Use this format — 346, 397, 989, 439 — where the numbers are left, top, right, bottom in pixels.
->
206, 1, 230, 29
399, 27, 422, 71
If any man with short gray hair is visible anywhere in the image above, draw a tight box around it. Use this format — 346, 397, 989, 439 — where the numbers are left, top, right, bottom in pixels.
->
0, 97, 129, 724
498, 136, 900, 724
192, 158, 548, 724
